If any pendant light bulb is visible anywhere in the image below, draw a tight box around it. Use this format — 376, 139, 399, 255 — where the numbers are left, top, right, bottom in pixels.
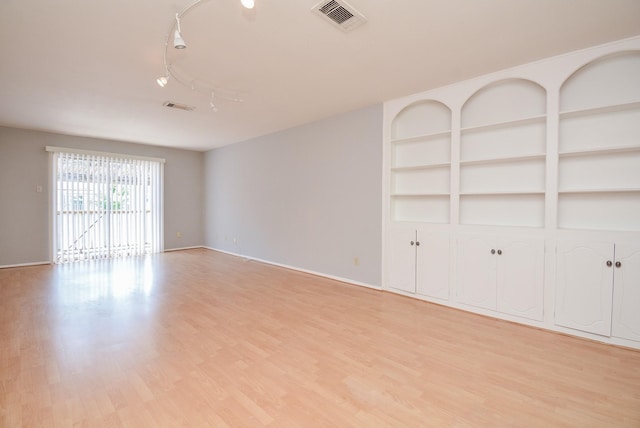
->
240, 0, 255, 9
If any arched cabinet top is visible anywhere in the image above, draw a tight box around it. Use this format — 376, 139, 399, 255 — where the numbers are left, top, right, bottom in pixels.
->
461, 78, 546, 129
560, 51, 640, 113
391, 100, 451, 140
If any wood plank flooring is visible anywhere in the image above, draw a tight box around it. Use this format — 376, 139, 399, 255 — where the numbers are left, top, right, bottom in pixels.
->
1, 248, 639, 427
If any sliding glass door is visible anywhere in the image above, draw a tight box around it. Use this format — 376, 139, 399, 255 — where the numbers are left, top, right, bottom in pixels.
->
49, 148, 164, 263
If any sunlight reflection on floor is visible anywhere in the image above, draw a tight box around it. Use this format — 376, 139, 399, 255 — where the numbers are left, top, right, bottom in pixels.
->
54, 255, 156, 305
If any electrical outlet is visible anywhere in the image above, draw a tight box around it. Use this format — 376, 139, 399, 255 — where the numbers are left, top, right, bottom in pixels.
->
176, 232, 182, 238
353, 257, 359, 266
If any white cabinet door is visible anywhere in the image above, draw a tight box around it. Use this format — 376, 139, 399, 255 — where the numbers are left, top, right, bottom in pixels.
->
496, 238, 544, 321
612, 243, 640, 342
556, 241, 614, 336
416, 231, 450, 300
389, 228, 417, 293
457, 235, 496, 310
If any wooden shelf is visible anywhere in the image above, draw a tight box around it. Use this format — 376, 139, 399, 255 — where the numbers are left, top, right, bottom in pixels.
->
558, 188, 640, 194
390, 130, 451, 145
559, 100, 640, 119
391, 192, 450, 197
460, 221, 544, 229
460, 190, 545, 196
460, 115, 546, 134
558, 145, 640, 158
460, 153, 545, 166
391, 163, 450, 171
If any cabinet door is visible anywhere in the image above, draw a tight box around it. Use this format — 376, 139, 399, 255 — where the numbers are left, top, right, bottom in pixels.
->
389, 228, 417, 293
496, 237, 544, 321
457, 235, 496, 310
555, 241, 614, 336
416, 231, 450, 300
612, 244, 640, 342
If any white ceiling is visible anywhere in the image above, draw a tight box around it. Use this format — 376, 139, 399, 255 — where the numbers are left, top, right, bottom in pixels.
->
1, 0, 639, 151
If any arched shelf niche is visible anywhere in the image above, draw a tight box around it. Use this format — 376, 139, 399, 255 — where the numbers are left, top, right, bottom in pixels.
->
389, 100, 452, 224
558, 51, 640, 231
560, 51, 640, 113
391, 100, 451, 141
458, 78, 547, 228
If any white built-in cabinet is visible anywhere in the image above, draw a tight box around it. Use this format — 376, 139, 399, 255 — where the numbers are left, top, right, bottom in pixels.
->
556, 242, 640, 341
384, 37, 640, 349
390, 101, 451, 224
389, 227, 450, 300
460, 79, 547, 228
612, 244, 640, 342
458, 235, 544, 320
558, 52, 640, 231
555, 242, 615, 336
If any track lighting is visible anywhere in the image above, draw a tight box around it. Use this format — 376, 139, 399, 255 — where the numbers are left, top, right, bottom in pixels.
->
157, 0, 256, 108
174, 14, 186, 49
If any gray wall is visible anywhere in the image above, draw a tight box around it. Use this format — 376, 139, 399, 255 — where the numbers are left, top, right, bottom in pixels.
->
0, 126, 204, 266
204, 104, 383, 287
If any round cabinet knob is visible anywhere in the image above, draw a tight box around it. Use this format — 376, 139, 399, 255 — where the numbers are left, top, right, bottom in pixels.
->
410, 241, 415, 246
416, 241, 420, 246
606, 260, 613, 267
491, 249, 496, 255
615, 261, 621, 268
497, 249, 502, 255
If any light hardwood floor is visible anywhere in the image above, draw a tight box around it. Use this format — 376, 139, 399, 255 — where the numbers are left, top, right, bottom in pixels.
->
1, 248, 639, 427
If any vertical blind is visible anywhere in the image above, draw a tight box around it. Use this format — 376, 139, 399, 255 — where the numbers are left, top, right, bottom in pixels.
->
48, 147, 164, 263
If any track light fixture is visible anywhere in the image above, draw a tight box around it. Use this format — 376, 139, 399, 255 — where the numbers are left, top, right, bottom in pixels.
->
173, 14, 187, 49
173, 30, 186, 49
156, 76, 169, 87
157, 0, 257, 110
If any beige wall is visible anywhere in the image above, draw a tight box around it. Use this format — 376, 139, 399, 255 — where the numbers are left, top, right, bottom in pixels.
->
0, 126, 204, 266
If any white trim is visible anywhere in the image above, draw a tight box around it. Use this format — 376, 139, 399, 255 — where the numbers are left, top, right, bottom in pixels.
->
202, 246, 382, 291
164, 246, 205, 252
45, 146, 166, 163
0, 261, 50, 269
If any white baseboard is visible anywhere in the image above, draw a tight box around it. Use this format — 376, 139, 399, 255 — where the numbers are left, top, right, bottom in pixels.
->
202, 246, 381, 291
164, 246, 205, 252
0, 261, 51, 269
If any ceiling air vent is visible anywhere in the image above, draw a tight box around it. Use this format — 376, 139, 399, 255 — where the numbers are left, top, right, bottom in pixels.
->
312, 0, 367, 32
163, 101, 195, 111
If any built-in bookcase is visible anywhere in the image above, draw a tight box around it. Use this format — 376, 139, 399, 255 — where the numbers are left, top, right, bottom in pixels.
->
459, 79, 547, 227
390, 100, 451, 223
384, 38, 640, 351
558, 52, 640, 231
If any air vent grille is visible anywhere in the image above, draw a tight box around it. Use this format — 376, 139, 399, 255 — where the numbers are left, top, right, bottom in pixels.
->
312, 0, 366, 32
163, 101, 195, 111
